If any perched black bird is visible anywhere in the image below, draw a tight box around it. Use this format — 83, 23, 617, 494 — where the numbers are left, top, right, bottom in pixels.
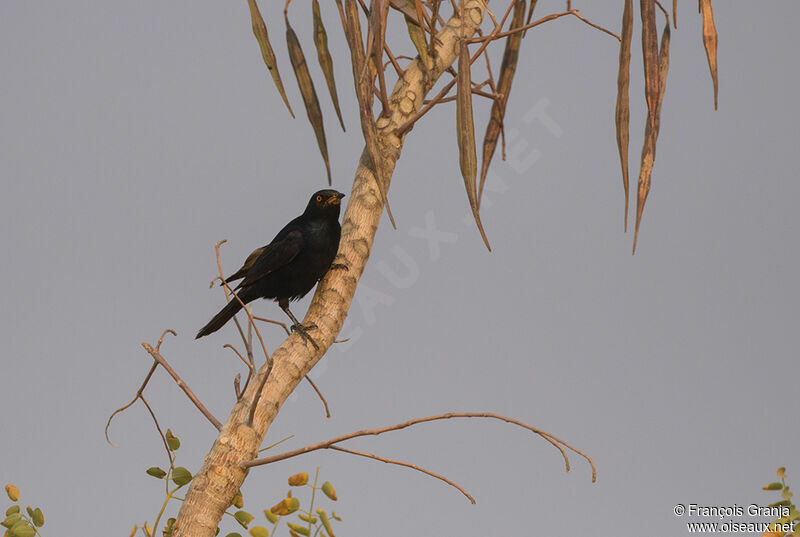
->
196, 189, 345, 346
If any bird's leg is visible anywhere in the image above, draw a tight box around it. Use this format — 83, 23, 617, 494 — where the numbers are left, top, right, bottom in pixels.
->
279, 299, 319, 350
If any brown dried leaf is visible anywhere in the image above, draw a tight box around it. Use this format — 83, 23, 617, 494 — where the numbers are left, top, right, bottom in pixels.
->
344, 0, 396, 228
478, 0, 526, 207
699, 0, 718, 109
247, 0, 294, 118
334, 0, 348, 35
388, 0, 419, 23
457, 39, 490, 251
523, 0, 539, 37
615, 0, 633, 231
404, 11, 431, 71
428, 0, 442, 59
285, 15, 331, 185
673, 0, 677, 28
633, 21, 670, 254
312, 0, 345, 131
640, 0, 659, 130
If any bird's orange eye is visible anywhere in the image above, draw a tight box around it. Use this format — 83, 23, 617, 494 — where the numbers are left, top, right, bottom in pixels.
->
316, 195, 323, 202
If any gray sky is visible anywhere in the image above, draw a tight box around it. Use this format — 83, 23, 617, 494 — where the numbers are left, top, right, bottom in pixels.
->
1, 1, 798, 536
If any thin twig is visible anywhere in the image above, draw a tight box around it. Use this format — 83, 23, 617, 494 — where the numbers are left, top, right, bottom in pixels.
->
253, 315, 292, 336
140, 394, 174, 466
225, 343, 254, 394
142, 342, 222, 430
105, 361, 158, 447
234, 373, 242, 400
304, 375, 331, 418
213, 241, 272, 367
330, 445, 475, 503
243, 412, 596, 483
469, 10, 574, 43
569, 10, 622, 41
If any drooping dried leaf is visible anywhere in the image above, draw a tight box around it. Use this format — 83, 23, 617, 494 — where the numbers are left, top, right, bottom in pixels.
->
312, 0, 345, 131
333, 0, 348, 35
523, 0, 538, 37
457, 39, 491, 251
363, 1, 383, 82
699, 0, 718, 109
285, 15, 332, 185
388, 0, 419, 23
479, 0, 526, 207
615, 0, 633, 231
673, 0, 677, 28
640, 0, 659, 130
344, 0, 397, 228
427, 0, 442, 63
247, 0, 294, 118
404, 14, 431, 71
633, 21, 670, 254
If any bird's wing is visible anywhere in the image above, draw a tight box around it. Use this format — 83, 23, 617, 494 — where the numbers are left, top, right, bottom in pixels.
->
238, 230, 304, 288
224, 246, 265, 284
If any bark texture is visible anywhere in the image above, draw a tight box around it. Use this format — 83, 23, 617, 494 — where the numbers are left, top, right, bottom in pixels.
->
173, 4, 485, 535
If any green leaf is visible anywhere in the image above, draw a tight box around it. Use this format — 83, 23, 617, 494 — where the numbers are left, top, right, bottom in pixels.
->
264, 510, 279, 524
9, 520, 35, 537
147, 467, 168, 479
317, 510, 335, 537
765, 482, 784, 490
166, 429, 181, 451
779, 467, 787, 479
224, 534, 243, 537
231, 491, 244, 509
287, 522, 310, 536
235, 510, 255, 529
298, 514, 317, 524
31, 507, 43, 528
288, 473, 309, 486
172, 467, 193, 487
5, 506, 19, 517
249, 527, 270, 537
321, 482, 337, 501
4, 485, 19, 502
783, 487, 794, 500
2, 513, 21, 528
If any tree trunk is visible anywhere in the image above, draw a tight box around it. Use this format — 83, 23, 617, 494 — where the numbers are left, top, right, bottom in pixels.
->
173, 3, 486, 535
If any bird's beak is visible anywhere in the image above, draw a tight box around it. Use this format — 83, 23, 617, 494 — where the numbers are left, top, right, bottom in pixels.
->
328, 193, 345, 205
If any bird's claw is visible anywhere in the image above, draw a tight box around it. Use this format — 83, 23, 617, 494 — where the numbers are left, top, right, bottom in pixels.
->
291, 322, 320, 350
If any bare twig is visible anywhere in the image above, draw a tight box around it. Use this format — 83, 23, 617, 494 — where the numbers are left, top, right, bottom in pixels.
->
570, 10, 622, 41
243, 412, 596, 484
213, 241, 272, 367
330, 445, 475, 503
234, 373, 242, 400
105, 361, 158, 447
253, 315, 292, 336
304, 375, 331, 418
140, 394, 174, 466
142, 342, 222, 430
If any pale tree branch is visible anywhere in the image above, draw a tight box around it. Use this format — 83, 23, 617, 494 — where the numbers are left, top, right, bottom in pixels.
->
172, 4, 532, 536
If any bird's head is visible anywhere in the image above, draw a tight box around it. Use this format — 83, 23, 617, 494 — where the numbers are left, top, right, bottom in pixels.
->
305, 189, 345, 218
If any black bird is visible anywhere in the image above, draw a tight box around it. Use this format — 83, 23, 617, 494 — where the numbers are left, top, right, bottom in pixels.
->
196, 189, 346, 346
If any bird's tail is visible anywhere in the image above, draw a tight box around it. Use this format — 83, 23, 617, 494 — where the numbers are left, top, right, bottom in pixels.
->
196, 299, 243, 339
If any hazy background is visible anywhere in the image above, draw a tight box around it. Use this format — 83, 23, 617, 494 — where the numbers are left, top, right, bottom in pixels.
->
1, 1, 798, 535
